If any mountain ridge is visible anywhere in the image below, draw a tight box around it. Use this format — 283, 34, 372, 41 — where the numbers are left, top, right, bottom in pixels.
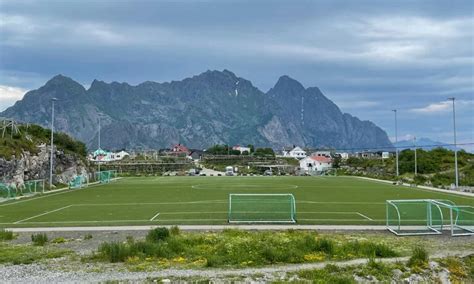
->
2, 70, 394, 151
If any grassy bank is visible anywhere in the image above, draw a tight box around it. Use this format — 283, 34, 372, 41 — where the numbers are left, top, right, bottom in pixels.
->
90, 228, 398, 269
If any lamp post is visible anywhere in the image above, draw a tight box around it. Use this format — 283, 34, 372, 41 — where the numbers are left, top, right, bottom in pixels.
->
448, 98, 459, 188
392, 109, 399, 177
49, 98, 58, 190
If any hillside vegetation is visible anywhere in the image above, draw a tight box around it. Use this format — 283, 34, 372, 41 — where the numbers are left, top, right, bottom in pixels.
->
0, 123, 87, 160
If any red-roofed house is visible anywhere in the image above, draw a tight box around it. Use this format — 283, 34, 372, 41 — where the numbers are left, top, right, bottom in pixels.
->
171, 144, 190, 155
300, 155, 333, 173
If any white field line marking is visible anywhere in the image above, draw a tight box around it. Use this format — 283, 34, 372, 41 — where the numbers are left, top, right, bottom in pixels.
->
153, 219, 228, 222
8, 220, 153, 224
298, 211, 361, 214
298, 218, 385, 221
299, 201, 385, 205
7, 219, 228, 224
192, 184, 299, 189
150, 212, 161, 221
73, 200, 227, 206
14, 205, 73, 224
356, 212, 374, 221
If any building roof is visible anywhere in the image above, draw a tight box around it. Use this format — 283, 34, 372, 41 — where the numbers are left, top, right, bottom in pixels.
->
172, 144, 189, 153
93, 149, 108, 156
309, 156, 332, 163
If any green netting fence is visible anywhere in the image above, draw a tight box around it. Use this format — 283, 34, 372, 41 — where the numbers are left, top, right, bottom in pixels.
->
69, 175, 88, 189
23, 179, 45, 195
0, 183, 16, 200
94, 170, 118, 184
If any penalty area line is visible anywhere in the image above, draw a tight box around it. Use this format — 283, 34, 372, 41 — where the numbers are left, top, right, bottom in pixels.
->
356, 212, 374, 221
150, 212, 161, 221
14, 205, 73, 224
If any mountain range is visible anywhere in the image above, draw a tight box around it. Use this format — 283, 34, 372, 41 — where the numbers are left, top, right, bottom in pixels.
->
2, 70, 393, 150
393, 138, 460, 151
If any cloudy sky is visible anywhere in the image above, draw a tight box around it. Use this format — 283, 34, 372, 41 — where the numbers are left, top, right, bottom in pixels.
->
0, 0, 473, 150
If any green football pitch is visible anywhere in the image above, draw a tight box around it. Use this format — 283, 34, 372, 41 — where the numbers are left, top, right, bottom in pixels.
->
1, 176, 473, 227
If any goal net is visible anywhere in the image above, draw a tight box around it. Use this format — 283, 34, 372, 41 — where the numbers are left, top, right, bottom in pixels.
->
387, 199, 473, 236
386, 199, 443, 235
69, 175, 88, 189
440, 203, 474, 236
228, 194, 296, 223
95, 170, 117, 184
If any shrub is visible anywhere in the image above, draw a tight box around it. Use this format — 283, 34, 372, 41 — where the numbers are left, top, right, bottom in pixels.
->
0, 229, 15, 241
439, 257, 468, 281
339, 241, 398, 259
146, 227, 170, 242
170, 226, 180, 236
315, 238, 335, 254
31, 233, 48, 246
84, 234, 93, 240
408, 247, 428, 268
360, 258, 393, 281
361, 242, 397, 258
98, 242, 131, 263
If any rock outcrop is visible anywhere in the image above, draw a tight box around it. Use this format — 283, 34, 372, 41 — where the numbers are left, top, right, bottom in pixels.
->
0, 144, 88, 188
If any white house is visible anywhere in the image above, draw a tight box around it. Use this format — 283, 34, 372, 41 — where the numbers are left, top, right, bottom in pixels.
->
232, 145, 251, 154
89, 149, 130, 162
283, 146, 307, 159
112, 150, 130, 161
300, 156, 333, 172
312, 151, 331, 158
336, 152, 349, 160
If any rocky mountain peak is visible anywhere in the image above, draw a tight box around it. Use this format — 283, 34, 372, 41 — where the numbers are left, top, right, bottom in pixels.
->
269, 75, 306, 97
43, 74, 85, 91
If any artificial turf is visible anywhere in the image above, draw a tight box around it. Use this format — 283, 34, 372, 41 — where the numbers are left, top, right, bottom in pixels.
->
0, 176, 472, 227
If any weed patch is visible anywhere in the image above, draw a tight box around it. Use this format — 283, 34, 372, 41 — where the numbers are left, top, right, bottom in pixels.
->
0, 229, 15, 241
31, 233, 48, 246
408, 247, 428, 269
0, 243, 69, 264
95, 228, 399, 268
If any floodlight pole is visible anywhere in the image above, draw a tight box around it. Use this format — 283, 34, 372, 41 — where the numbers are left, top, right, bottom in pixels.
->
392, 109, 399, 177
448, 98, 458, 188
98, 116, 101, 173
49, 98, 58, 190
414, 136, 417, 176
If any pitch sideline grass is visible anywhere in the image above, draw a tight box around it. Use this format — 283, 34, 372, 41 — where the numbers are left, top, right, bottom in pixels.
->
0, 176, 472, 227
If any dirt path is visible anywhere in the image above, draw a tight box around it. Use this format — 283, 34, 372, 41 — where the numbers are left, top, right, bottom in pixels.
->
1, 250, 472, 283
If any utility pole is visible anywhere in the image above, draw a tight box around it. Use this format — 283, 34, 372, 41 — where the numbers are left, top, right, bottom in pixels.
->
392, 109, 399, 177
49, 98, 58, 189
448, 98, 459, 188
